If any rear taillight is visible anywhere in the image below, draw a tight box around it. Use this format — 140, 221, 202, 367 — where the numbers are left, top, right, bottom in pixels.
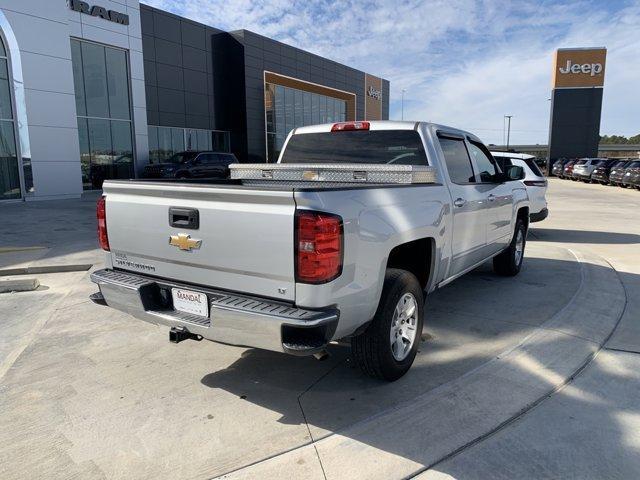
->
331, 121, 370, 132
97, 195, 110, 251
524, 180, 547, 187
295, 211, 343, 284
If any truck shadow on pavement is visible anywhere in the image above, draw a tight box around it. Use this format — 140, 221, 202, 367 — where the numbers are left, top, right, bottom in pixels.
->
196, 249, 637, 478
200, 254, 581, 434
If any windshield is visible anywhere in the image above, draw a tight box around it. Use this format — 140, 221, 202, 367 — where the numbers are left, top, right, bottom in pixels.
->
165, 152, 198, 164
280, 130, 429, 165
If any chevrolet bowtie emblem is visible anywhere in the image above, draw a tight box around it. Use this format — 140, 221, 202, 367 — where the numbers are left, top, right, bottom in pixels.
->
169, 233, 202, 251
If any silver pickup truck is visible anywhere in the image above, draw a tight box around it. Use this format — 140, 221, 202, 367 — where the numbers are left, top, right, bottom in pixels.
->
91, 121, 529, 381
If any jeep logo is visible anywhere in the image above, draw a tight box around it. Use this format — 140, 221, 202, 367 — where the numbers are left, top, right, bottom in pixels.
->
68, 0, 130, 25
558, 60, 603, 77
367, 86, 382, 100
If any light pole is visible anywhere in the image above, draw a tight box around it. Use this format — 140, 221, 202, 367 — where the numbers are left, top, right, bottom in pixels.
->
504, 115, 513, 150
401, 89, 406, 121
502, 116, 506, 146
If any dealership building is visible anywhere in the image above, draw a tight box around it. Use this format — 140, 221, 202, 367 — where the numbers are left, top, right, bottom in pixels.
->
0, 1, 389, 201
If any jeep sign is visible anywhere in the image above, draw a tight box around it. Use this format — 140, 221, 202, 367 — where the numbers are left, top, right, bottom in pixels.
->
68, 0, 130, 25
559, 60, 603, 77
552, 47, 606, 88
367, 86, 382, 100
364, 74, 383, 120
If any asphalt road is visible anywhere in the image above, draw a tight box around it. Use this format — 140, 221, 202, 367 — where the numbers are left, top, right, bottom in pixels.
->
0, 179, 638, 479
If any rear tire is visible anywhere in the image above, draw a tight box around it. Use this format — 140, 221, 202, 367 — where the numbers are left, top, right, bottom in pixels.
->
493, 218, 526, 276
351, 269, 424, 381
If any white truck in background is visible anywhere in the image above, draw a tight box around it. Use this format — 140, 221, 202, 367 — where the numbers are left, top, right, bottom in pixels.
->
91, 121, 529, 381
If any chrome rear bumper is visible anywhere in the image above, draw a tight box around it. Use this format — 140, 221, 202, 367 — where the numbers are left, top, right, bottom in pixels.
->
90, 269, 339, 355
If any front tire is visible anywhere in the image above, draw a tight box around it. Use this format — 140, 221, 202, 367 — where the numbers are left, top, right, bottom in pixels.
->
493, 218, 526, 276
351, 269, 424, 381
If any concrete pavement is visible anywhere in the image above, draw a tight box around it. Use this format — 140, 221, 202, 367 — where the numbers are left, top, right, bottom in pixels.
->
0, 192, 102, 272
0, 179, 638, 479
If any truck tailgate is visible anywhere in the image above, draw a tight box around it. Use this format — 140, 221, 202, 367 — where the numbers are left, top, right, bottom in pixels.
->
102, 181, 296, 301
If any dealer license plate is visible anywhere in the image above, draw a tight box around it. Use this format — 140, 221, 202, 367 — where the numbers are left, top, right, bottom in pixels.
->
171, 288, 209, 317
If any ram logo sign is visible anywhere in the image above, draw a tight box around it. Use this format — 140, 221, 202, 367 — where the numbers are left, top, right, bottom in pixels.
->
68, 0, 130, 25
552, 47, 606, 88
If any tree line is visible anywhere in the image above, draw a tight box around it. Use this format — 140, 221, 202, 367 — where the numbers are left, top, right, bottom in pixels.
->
600, 134, 640, 144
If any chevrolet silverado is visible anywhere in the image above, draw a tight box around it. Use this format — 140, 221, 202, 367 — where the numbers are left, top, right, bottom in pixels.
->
90, 121, 529, 381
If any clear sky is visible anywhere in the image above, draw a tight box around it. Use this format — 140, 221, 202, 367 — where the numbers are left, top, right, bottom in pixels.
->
144, 0, 640, 146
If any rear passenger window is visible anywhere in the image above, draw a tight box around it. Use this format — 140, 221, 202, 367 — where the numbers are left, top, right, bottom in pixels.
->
215, 154, 235, 165
438, 137, 475, 184
494, 157, 513, 171
197, 154, 217, 164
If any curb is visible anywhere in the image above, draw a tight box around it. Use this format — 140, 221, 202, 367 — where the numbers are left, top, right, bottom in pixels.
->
0, 264, 93, 276
0, 246, 46, 253
0, 278, 40, 293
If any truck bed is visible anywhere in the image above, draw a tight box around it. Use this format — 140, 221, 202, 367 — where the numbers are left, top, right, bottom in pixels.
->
101, 177, 441, 305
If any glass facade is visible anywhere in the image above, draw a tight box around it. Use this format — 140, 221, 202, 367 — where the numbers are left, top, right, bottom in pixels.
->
265, 82, 347, 162
0, 36, 20, 200
147, 126, 230, 163
71, 39, 134, 190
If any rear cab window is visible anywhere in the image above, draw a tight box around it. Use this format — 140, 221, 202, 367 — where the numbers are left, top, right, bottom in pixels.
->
280, 130, 429, 166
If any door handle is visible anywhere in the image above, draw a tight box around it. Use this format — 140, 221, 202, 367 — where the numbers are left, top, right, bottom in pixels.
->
488, 194, 496, 202
454, 198, 466, 208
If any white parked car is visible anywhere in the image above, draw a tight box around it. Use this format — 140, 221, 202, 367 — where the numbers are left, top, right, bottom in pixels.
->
571, 158, 609, 182
491, 152, 548, 222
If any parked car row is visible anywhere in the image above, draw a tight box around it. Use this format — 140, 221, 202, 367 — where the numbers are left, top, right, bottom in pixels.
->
551, 158, 640, 189
143, 151, 239, 179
